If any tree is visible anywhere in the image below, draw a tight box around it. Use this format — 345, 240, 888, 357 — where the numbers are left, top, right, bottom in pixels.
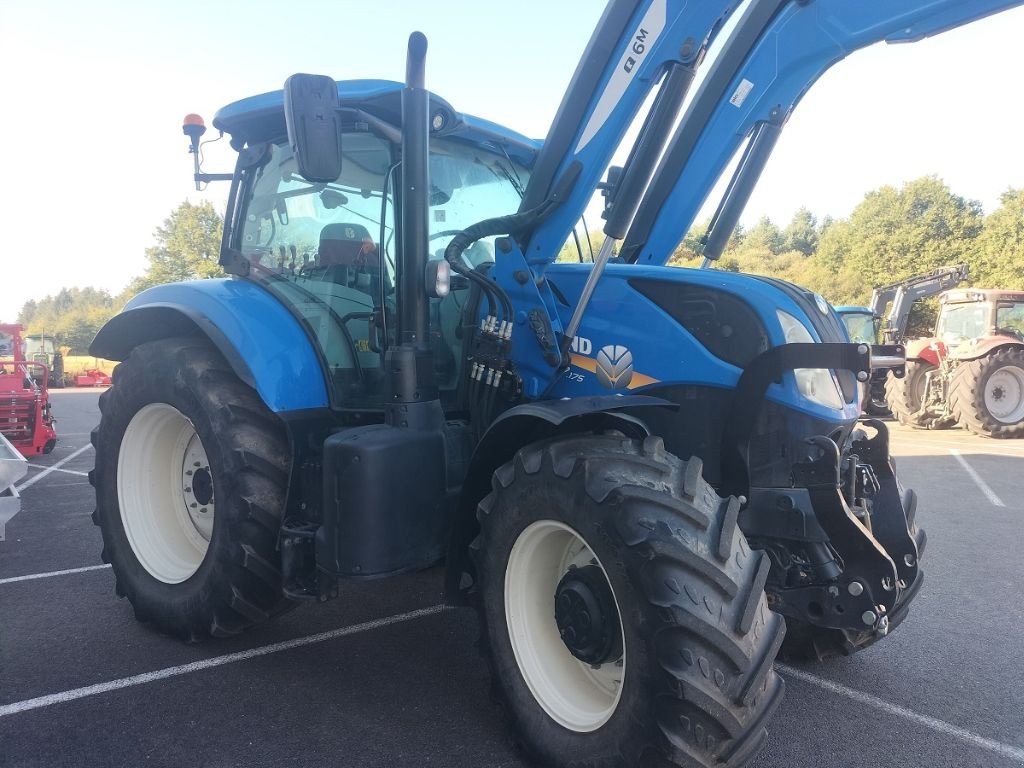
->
132, 201, 224, 292
813, 176, 983, 305
17, 287, 116, 354
744, 216, 785, 255
969, 188, 1024, 289
782, 207, 819, 256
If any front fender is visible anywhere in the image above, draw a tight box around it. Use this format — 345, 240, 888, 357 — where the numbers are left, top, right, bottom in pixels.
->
904, 337, 940, 365
90, 279, 328, 413
443, 395, 672, 604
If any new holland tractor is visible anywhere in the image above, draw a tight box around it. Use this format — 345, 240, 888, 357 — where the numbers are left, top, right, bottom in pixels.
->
88, 2, 1019, 766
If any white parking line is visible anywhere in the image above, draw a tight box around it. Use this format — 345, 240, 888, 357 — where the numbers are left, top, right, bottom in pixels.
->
25, 463, 89, 478
0, 605, 447, 718
0, 564, 111, 586
778, 665, 1024, 763
15, 445, 92, 492
949, 449, 1006, 507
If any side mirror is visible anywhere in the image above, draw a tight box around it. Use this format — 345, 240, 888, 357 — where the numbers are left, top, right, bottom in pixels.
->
283, 74, 343, 183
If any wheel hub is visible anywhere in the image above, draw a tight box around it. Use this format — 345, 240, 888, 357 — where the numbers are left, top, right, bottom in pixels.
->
190, 467, 214, 506
984, 365, 1024, 423
555, 565, 623, 665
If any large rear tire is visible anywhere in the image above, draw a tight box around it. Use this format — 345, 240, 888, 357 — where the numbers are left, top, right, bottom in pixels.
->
472, 433, 785, 768
90, 337, 294, 640
950, 346, 1024, 438
884, 360, 935, 426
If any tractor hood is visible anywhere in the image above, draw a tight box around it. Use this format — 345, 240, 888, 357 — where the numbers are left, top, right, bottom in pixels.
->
213, 79, 541, 169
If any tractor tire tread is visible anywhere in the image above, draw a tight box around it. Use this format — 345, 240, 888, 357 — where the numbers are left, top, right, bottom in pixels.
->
472, 433, 784, 768
884, 360, 935, 427
91, 336, 294, 641
950, 346, 1024, 438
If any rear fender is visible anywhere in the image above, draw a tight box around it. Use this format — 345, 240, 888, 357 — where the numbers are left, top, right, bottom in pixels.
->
89, 279, 328, 413
950, 336, 1024, 362
904, 337, 940, 365
443, 395, 673, 603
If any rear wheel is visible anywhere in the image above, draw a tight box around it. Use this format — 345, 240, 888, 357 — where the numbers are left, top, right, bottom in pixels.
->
473, 433, 785, 768
90, 336, 294, 640
950, 346, 1024, 438
884, 360, 935, 426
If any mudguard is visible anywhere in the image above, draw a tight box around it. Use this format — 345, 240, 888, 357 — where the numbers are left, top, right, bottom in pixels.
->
949, 336, 1024, 362
90, 279, 328, 413
904, 337, 941, 366
444, 394, 672, 602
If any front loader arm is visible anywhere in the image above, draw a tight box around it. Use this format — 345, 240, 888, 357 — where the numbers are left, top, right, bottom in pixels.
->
516, 0, 741, 267
621, 0, 1024, 266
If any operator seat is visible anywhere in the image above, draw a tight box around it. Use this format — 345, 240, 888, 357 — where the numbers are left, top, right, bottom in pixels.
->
316, 222, 380, 291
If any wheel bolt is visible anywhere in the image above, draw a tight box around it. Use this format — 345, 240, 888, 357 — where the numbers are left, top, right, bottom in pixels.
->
848, 581, 864, 596
861, 610, 877, 626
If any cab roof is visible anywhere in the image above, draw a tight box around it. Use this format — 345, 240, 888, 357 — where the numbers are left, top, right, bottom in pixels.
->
941, 288, 1024, 304
212, 79, 541, 169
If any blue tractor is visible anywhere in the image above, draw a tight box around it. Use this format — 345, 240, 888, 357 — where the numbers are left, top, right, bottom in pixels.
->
89, 2, 1019, 766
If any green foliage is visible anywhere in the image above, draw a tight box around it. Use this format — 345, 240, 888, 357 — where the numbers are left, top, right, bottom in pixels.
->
668, 176, 1024, 338
17, 287, 116, 354
131, 200, 225, 292
782, 207, 819, 256
970, 188, 1024, 289
813, 176, 983, 304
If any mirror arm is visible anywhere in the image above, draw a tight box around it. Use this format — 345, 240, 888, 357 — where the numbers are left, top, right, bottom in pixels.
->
339, 107, 402, 144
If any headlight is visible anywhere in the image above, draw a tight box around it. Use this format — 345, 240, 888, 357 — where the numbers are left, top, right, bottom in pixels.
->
776, 310, 844, 409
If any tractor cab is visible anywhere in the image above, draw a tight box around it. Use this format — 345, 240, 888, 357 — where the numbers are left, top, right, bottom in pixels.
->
835, 305, 880, 344
936, 289, 1024, 351
211, 84, 538, 409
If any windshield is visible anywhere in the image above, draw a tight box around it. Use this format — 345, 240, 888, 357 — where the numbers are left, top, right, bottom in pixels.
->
936, 303, 987, 343
841, 313, 877, 344
236, 132, 529, 407
24, 338, 55, 359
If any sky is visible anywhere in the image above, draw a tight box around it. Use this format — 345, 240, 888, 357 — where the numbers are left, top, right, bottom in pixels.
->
3, 0, 1024, 324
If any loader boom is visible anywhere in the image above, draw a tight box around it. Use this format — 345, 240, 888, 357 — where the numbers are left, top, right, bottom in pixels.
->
870, 264, 970, 343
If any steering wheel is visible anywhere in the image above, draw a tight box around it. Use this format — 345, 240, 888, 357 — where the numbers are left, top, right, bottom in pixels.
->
429, 229, 464, 241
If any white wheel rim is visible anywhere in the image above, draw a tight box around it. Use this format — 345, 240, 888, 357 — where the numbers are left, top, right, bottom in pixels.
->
504, 520, 625, 732
984, 365, 1024, 423
118, 403, 215, 583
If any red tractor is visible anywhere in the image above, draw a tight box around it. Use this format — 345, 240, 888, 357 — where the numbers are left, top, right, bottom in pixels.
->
0, 323, 58, 455
886, 289, 1024, 437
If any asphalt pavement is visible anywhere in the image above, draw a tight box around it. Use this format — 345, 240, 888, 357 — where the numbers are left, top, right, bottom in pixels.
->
1, 390, 1021, 768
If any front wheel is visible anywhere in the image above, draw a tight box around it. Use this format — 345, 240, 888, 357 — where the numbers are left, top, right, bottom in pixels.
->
884, 360, 935, 426
90, 337, 294, 640
472, 434, 785, 768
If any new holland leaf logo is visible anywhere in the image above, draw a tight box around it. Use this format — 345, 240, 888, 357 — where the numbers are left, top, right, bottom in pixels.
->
595, 345, 634, 389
